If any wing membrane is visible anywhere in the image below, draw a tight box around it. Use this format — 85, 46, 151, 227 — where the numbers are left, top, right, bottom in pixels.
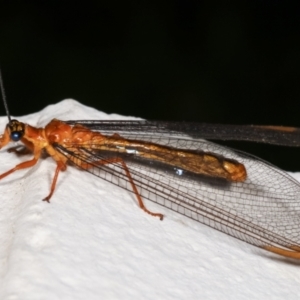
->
54, 123, 300, 252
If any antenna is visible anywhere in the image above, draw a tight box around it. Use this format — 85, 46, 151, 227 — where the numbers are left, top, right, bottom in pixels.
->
0, 68, 11, 123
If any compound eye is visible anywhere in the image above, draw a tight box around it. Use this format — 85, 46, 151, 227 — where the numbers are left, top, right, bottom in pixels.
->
10, 131, 23, 142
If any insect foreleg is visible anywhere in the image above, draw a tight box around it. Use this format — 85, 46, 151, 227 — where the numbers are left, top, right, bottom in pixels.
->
7, 146, 32, 156
7, 138, 34, 156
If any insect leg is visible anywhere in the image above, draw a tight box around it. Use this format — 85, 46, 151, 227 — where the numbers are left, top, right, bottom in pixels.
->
43, 161, 66, 202
7, 146, 32, 155
80, 157, 164, 220
7, 139, 34, 156
0, 157, 39, 180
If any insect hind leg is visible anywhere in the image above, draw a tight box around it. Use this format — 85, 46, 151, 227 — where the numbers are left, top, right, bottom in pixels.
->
43, 161, 67, 203
79, 156, 164, 220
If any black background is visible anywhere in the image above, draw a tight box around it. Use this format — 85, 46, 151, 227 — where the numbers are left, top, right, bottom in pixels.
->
0, 1, 300, 170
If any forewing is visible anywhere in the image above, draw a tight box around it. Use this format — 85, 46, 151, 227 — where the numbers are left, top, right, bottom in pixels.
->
56, 123, 300, 251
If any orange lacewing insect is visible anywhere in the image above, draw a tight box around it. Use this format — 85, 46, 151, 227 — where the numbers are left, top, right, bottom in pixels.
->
1, 71, 300, 260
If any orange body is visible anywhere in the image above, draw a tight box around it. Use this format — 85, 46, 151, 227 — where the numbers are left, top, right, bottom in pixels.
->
0, 118, 246, 218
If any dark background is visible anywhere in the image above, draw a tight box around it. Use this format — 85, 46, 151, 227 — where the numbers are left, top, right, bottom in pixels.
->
0, 1, 300, 170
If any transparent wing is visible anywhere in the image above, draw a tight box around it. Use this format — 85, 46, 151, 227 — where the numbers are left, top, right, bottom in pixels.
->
66, 120, 300, 146
55, 123, 300, 252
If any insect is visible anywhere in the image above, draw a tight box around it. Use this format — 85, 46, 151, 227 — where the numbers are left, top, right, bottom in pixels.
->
1, 71, 300, 260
